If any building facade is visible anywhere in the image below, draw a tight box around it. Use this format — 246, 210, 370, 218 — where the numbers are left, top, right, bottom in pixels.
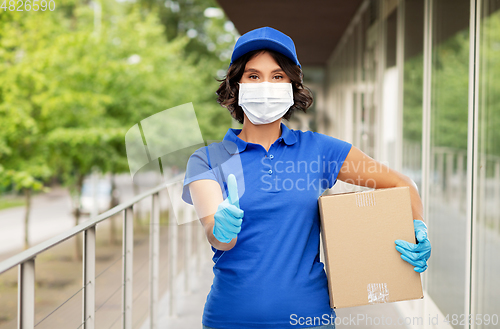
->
218, 1, 500, 328
318, 1, 500, 328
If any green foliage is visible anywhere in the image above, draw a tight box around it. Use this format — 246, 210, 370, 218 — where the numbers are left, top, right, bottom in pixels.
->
430, 29, 470, 151
403, 53, 424, 143
478, 11, 500, 157
0, 0, 235, 195
46, 127, 126, 191
137, 0, 237, 64
403, 29, 470, 152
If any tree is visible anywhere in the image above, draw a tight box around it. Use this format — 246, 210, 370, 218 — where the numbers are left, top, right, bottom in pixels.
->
0, 0, 236, 256
0, 10, 56, 249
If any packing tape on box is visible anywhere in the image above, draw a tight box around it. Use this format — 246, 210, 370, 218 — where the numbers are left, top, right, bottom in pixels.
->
367, 283, 389, 304
356, 191, 376, 207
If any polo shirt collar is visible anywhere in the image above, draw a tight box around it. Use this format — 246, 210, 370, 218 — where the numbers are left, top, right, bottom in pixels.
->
280, 122, 298, 146
222, 122, 297, 155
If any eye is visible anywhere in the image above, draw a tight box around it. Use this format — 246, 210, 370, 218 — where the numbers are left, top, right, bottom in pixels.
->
248, 74, 259, 80
273, 75, 284, 80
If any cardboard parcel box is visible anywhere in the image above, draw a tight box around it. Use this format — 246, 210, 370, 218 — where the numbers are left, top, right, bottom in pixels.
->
318, 186, 423, 309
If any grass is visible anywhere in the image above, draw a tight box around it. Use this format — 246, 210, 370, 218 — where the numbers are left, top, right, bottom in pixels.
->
0, 198, 25, 211
0, 189, 48, 211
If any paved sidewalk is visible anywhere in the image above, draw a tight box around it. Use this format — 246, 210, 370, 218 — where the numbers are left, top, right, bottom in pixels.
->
153, 259, 214, 329
152, 260, 409, 329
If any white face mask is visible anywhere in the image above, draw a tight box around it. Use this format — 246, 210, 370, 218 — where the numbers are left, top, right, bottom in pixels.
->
238, 82, 294, 125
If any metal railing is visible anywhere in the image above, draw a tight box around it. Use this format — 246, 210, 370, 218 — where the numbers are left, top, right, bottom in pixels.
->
0, 173, 207, 329
404, 142, 500, 228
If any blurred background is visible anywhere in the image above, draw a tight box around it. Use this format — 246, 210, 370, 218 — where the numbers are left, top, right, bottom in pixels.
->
1, 0, 500, 328
0, 0, 238, 255
0, 0, 238, 328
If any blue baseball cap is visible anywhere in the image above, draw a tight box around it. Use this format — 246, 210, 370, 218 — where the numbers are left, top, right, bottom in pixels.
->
230, 27, 301, 68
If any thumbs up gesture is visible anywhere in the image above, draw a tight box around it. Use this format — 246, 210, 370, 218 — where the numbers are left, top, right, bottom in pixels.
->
213, 174, 244, 243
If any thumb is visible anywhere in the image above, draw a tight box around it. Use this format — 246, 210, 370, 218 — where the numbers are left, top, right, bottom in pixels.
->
416, 230, 427, 243
414, 220, 428, 243
227, 174, 239, 208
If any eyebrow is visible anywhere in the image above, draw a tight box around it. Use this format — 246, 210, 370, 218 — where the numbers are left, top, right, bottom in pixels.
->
244, 68, 284, 74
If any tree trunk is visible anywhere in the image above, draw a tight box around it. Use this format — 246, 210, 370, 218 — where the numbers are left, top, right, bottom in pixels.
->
109, 174, 119, 245
23, 188, 31, 250
73, 174, 84, 261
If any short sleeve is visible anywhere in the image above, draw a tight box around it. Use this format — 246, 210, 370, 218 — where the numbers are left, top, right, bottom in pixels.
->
313, 132, 352, 189
181, 147, 217, 205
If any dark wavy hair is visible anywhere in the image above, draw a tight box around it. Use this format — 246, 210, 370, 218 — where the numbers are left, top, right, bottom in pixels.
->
216, 49, 314, 124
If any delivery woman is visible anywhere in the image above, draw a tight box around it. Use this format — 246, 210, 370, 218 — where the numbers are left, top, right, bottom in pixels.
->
182, 26, 431, 329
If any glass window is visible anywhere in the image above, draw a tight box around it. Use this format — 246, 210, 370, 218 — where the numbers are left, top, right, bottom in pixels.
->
402, 0, 424, 194
474, 1, 500, 327
362, 17, 377, 158
353, 92, 358, 147
381, 8, 398, 167
427, 0, 471, 324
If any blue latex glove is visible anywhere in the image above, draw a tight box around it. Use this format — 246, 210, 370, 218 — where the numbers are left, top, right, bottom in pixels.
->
395, 220, 431, 273
213, 174, 244, 243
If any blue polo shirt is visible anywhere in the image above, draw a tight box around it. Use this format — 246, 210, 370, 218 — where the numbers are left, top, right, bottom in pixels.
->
182, 123, 352, 329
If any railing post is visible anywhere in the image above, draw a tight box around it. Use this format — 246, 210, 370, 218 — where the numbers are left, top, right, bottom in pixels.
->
18, 259, 35, 329
457, 152, 465, 211
436, 150, 444, 195
445, 151, 454, 202
168, 197, 178, 316
192, 213, 199, 277
197, 219, 205, 275
184, 210, 192, 293
122, 207, 134, 329
495, 160, 500, 233
149, 194, 160, 329
83, 226, 96, 329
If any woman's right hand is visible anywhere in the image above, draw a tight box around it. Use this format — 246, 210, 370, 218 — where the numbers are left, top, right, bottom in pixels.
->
189, 174, 243, 250
213, 174, 244, 243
